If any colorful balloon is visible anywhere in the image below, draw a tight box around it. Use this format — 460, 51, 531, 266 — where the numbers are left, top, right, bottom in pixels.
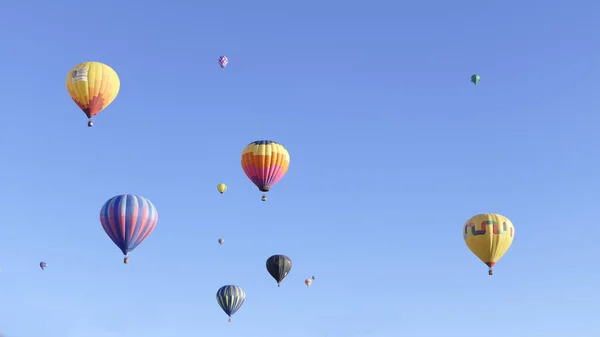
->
216, 285, 246, 322
39, 262, 47, 270
217, 183, 227, 194
470, 74, 480, 85
266, 254, 292, 287
463, 213, 515, 275
218, 56, 228, 69
100, 194, 158, 264
241, 140, 290, 201
218, 238, 225, 245
66, 62, 120, 127
305, 278, 312, 287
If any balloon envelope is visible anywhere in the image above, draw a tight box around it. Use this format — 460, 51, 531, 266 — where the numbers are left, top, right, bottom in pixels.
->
266, 254, 292, 286
66, 62, 120, 122
100, 194, 158, 259
463, 213, 514, 274
216, 285, 245, 321
241, 140, 290, 192
218, 56, 228, 69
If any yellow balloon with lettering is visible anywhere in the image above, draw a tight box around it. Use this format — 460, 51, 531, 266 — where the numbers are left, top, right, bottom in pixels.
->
463, 213, 515, 275
66, 61, 120, 127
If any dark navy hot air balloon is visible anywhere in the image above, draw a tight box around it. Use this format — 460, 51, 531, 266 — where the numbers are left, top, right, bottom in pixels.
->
216, 285, 246, 322
39, 262, 47, 270
266, 254, 292, 287
100, 194, 158, 264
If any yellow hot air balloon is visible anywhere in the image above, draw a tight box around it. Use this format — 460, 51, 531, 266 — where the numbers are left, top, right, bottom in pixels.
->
66, 62, 120, 127
463, 213, 515, 275
217, 183, 227, 194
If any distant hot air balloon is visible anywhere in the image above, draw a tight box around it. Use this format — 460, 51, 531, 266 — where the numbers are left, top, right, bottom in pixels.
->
216, 285, 246, 322
311, 276, 316, 280
305, 278, 312, 287
39, 262, 47, 270
463, 213, 515, 275
66, 62, 120, 127
470, 74, 480, 85
266, 254, 292, 287
218, 238, 225, 245
241, 140, 290, 201
217, 183, 227, 194
218, 56, 228, 69
100, 194, 158, 264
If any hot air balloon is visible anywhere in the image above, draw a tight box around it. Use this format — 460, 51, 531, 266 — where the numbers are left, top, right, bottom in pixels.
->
311, 276, 316, 280
218, 56, 228, 69
266, 254, 292, 287
218, 238, 225, 245
217, 183, 227, 194
241, 140, 290, 201
216, 285, 246, 322
470, 74, 480, 85
305, 278, 312, 287
39, 262, 47, 270
463, 213, 514, 275
66, 62, 120, 127
100, 194, 158, 264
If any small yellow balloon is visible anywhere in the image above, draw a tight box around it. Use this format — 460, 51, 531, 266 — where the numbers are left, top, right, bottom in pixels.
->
463, 213, 515, 275
217, 183, 227, 194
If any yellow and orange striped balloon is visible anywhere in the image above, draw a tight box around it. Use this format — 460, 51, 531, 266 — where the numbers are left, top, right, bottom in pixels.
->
66, 62, 120, 126
241, 140, 290, 195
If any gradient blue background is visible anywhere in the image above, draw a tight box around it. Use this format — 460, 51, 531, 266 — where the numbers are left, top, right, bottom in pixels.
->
0, 0, 598, 336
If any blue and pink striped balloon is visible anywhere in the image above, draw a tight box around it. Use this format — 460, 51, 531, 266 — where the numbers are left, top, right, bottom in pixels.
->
100, 194, 158, 263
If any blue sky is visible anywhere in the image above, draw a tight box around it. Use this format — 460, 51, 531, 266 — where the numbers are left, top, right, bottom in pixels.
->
0, 0, 598, 336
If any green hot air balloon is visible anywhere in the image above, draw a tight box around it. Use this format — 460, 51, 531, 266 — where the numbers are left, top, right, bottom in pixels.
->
266, 254, 292, 287
471, 74, 480, 85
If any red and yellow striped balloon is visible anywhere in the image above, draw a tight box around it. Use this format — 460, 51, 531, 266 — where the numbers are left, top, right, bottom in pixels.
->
241, 140, 290, 196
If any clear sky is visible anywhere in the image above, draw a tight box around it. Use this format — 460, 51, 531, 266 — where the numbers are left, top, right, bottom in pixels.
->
0, 0, 598, 336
